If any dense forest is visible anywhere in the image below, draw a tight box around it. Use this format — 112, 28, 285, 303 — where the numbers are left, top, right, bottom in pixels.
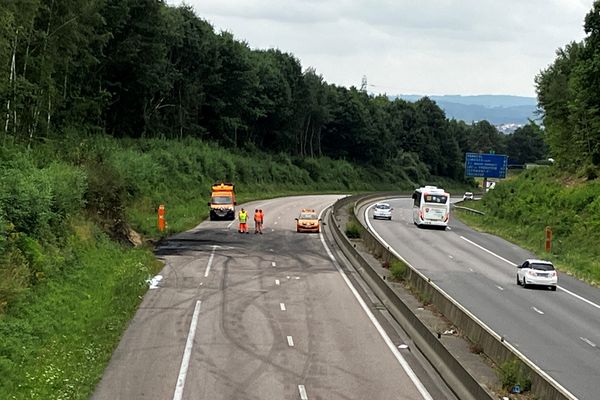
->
536, 0, 600, 176
1, 0, 545, 178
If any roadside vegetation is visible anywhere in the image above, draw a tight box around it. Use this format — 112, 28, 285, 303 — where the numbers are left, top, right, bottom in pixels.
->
455, 167, 600, 285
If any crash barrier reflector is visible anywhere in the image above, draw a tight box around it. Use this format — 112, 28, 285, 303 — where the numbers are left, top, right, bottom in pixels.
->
329, 193, 576, 400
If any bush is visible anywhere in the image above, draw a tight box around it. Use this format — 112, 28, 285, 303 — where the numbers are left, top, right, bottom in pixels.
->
389, 259, 407, 281
498, 359, 531, 392
345, 221, 362, 239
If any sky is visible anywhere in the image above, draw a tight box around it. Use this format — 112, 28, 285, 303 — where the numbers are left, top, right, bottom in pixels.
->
167, 0, 595, 97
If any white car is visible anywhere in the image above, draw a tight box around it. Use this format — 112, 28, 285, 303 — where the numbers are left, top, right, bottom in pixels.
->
463, 192, 474, 200
517, 259, 558, 291
373, 203, 392, 220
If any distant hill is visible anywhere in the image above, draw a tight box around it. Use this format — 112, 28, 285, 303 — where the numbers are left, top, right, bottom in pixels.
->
394, 95, 539, 126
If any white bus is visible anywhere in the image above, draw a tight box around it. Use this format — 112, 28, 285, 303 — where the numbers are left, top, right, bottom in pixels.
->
412, 186, 450, 228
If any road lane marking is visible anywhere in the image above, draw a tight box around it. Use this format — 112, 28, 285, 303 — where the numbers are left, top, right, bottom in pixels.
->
227, 220, 235, 229
556, 286, 600, 310
275, 279, 280, 285
580, 337, 597, 348
320, 208, 434, 400
287, 336, 294, 347
204, 245, 217, 277
272, 261, 277, 267
280, 303, 286, 311
298, 385, 308, 400
172, 300, 202, 400
460, 236, 600, 310
460, 236, 517, 266
496, 285, 504, 291
448, 255, 454, 260
531, 306, 544, 315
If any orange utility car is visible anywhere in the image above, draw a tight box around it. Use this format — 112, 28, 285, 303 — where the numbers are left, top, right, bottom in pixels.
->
295, 209, 320, 233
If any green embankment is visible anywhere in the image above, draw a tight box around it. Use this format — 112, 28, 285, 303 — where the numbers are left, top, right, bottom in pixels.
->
0, 134, 427, 399
455, 167, 600, 286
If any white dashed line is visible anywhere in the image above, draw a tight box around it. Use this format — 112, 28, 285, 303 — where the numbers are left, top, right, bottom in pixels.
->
286, 276, 291, 279
448, 255, 454, 259
204, 245, 217, 277
172, 300, 202, 400
294, 276, 300, 280
298, 384, 308, 400
287, 336, 294, 347
272, 261, 276, 267
580, 337, 597, 348
496, 285, 504, 291
280, 303, 286, 311
226, 220, 235, 229
531, 306, 545, 315
275, 279, 280, 285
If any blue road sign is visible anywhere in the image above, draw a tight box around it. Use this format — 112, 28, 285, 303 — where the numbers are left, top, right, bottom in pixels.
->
465, 153, 508, 178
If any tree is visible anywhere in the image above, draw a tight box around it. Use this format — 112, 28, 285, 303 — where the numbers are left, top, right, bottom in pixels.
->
505, 121, 548, 165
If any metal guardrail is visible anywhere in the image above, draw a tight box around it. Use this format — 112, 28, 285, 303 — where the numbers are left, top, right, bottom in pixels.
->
329, 194, 576, 400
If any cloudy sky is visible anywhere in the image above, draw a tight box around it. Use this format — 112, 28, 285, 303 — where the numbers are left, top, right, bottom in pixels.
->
167, 0, 595, 97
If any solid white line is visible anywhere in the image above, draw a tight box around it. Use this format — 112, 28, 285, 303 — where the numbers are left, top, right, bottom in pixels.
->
319, 208, 434, 400
172, 300, 202, 400
280, 303, 286, 311
287, 336, 294, 347
531, 306, 545, 315
272, 261, 277, 267
460, 236, 517, 266
298, 385, 308, 400
204, 245, 217, 277
275, 279, 280, 285
226, 220, 235, 229
558, 286, 600, 310
460, 236, 600, 310
580, 337, 597, 348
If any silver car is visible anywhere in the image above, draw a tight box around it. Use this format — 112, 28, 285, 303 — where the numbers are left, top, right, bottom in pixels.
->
517, 259, 558, 291
373, 203, 393, 220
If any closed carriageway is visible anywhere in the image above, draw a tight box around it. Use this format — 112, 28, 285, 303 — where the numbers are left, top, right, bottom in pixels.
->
92, 195, 456, 400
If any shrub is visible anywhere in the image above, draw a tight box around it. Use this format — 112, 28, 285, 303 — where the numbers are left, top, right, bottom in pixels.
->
498, 359, 531, 392
389, 259, 407, 281
345, 221, 362, 239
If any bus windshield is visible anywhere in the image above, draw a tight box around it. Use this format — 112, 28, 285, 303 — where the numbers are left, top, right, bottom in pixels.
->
423, 194, 448, 204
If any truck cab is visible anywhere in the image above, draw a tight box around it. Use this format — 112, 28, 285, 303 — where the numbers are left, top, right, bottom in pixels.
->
208, 183, 236, 220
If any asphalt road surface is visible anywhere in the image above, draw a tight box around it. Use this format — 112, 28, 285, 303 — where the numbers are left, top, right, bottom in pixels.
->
92, 195, 453, 400
361, 198, 600, 400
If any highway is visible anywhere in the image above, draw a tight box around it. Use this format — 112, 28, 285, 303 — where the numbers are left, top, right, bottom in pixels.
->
360, 197, 600, 400
92, 195, 455, 400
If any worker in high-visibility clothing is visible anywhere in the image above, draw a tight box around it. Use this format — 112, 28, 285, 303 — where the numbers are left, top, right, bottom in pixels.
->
238, 208, 249, 234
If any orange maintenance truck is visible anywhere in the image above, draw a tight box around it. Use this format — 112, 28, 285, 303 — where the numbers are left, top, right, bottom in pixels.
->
208, 183, 236, 220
